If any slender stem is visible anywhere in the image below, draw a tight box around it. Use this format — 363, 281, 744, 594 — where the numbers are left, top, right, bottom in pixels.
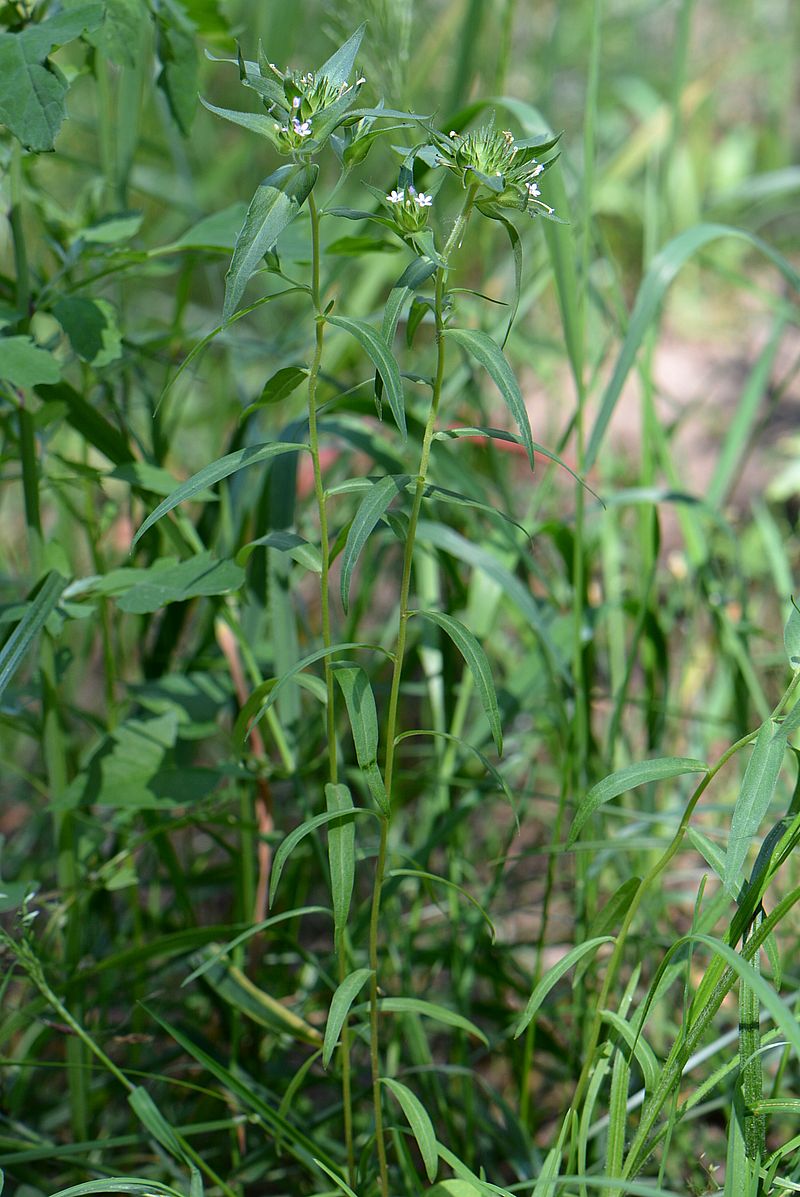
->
306, 190, 355, 1180
367, 186, 479, 1197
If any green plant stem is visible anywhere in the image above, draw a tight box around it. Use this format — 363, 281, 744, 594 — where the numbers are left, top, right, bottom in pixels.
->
366, 186, 479, 1197
306, 189, 355, 1181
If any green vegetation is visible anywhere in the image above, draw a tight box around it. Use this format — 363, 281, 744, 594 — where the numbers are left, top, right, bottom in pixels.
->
1, 2, 799, 1195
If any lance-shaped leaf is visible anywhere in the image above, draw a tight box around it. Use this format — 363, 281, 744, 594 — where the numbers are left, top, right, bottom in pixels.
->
326, 783, 355, 935
0, 572, 67, 701
410, 610, 502, 754
270, 807, 377, 907
318, 23, 365, 87
340, 475, 410, 612
568, 757, 708, 847
323, 967, 373, 1069
725, 719, 786, 892
382, 1077, 438, 1182
132, 441, 306, 548
199, 96, 279, 141
326, 315, 406, 436
442, 328, 533, 466
224, 163, 318, 320
513, 937, 616, 1038
373, 997, 488, 1045
333, 664, 389, 814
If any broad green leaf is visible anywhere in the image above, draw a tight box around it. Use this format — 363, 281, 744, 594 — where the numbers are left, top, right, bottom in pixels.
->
784, 601, 800, 672
165, 202, 249, 251
318, 23, 365, 87
234, 641, 389, 746
188, 949, 322, 1044
270, 806, 377, 907
375, 997, 488, 1045
326, 315, 406, 436
333, 664, 389, 814
0, 572, 66, 701
395, 256, 438, 290
568, 757, 708, 847
340, 475, 410, 611
443, 328, 533, 466
382, 1077, 438, 1182
410, 610, 502, 754
53, 298, 122, 366
109, 554, 244, 613
326, 783, 355, 934
81, 210, 144, 244
388, 869, 496, 942
0, 336, 60, 387
87, 0, 147, 69
225, 164, 318, 320
322, 967, 372, 1069
724, 720, 786, 892
513, 938, 615, 1038
585, 224, 800, 470
132, 441, 306, 547
0, 5, 104, 151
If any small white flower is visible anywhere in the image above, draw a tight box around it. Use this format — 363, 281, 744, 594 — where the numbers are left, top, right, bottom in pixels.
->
386, 189, 405, 203
527, 181, 541, 198
292, 96, 301, 109
414, 193, 433, 207
292, 118, 312, 137
530, 162, 544, 177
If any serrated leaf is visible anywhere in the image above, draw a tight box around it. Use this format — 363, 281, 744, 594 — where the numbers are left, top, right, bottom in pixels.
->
326, 315, 406, 436
131, 441, 306, 548
0, 336, 60, 387
269, 807, 377, 908
513, 937, 615, 1037
568, 757, 708, 847
442, 328, 533, 466
225, 164, 318, 320
53, 298, 122, 367
340, 475, 409, 612
382, 1077, 438, 1182
0, 572, 66, 701
411, 610, 502, 754
326, 783, 355, 935
323, 967, 372, 1069
0, 5, 104, 151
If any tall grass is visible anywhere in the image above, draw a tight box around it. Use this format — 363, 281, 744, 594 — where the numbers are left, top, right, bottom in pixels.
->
1, 3, 799, 1197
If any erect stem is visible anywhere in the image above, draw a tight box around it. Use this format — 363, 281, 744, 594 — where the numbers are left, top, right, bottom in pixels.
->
367, 185, 479, 1197
306, 189, 354, 1182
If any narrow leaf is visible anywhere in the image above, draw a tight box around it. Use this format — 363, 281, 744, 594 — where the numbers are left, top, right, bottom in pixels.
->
443, 328, 533, 466
0, 572, 67, 701
326, 783, 355, 935
322, 967, 373, 1069
132, 442, 306, 548
225, 164, 318, 319
411, 610, 502, 754
318, 23, 365, 87
333, 665, 389, 813
340, 475, 409, 611
569, 757, 708, 847
382, 1077, 438, 1182
376, 997, 488, 1045
513, 937, 615, 1038
270, 807, 377, 908
388, 869, 496, 942
725, 721, 785, 891
326, 315, 406, 436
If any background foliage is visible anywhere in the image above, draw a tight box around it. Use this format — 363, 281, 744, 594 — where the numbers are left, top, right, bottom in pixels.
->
1, 2, 799, 1196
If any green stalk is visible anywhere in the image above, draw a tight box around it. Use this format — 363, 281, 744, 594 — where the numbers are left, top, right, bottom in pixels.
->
367, 186, 479, 1197
306, 189, 355, 1181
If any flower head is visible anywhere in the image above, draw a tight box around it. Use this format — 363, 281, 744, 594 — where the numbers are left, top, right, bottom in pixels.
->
382, 183, 433, 232
386, 188, 405, 203
432, 116, 557, 218
262, 60, 366, 155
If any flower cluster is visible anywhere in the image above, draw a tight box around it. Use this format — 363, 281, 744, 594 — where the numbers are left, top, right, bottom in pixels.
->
383, 185, 434, 233
432, 118, 555, 217
265, 63, 366, 154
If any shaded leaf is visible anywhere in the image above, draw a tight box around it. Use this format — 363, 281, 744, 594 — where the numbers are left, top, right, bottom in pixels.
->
269, 807, 377, 907
568, 757, 708, 847
53, 298, 122, 367
323, 967, 372, 1069
326, 782, 355, 935
0, 336, 60, 387
0, 572, 67, 701
382, 1077, 438, 1182
411, 610, 502, 754
442, 328, 533, 466
326, 315, 406, 436
513, 938, 615, 1037
340, 475, 409, 611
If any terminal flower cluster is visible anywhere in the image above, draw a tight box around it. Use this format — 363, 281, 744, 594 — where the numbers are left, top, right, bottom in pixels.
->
265, 63, 366, 153
431, 118, 555, 217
